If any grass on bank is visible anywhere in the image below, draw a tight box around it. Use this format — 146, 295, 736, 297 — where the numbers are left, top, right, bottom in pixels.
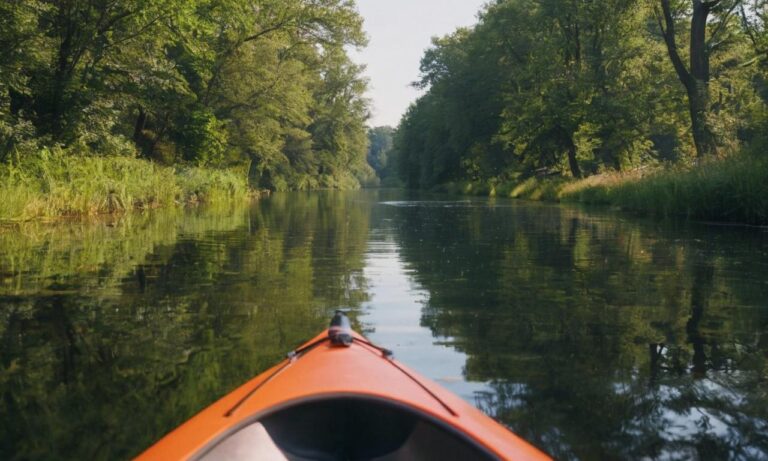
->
0, 148, 249, 221
437, 154, 768, 225
562, 154, 768, 225
435, 176, 568, 200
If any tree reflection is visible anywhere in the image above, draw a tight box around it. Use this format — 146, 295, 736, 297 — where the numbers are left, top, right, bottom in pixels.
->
392, 202, 768, 460
0, 193, 371, 460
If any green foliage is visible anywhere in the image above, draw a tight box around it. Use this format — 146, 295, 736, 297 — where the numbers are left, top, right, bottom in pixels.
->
367, 126, 394, 174
179, 110, 229, 166
393, 0, 768, 222
390, 197, 768, 459
365, 125, 399, 186
0, 0, 370, 196
433, 152, 768, 225
176, 164, 249, 203
0, 191, 372, 459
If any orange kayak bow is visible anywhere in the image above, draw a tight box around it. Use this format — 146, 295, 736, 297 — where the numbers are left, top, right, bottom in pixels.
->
136, 311, 550, 460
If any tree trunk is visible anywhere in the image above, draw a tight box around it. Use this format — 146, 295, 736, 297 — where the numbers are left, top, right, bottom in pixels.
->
47, 1, 79, 140
133, 107, 147, 143
687, 81, 718, 158
49, 39, 73, 138
566, 141, 582, 179
688, 0, 719, 158
659, 0, 721, 158
554, 125, 582, 178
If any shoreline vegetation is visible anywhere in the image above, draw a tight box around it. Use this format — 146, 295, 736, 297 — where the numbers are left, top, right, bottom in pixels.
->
0, 148, 250, 222
436, 153, 768, 226
1, 0, 374, 223
5, 1, 768, 227
386, 1, 768, 228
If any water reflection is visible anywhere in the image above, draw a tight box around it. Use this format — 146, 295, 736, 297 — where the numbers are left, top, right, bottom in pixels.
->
361, 222, 492, 402
0, 191, 766, 460
0, 194, 372, 460
386, 199, 768, 460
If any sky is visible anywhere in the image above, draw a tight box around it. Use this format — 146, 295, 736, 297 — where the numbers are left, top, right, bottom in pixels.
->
350, 0, 488, 128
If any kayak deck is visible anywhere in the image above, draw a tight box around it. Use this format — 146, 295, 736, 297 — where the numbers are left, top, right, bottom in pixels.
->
136, 314, 550, 460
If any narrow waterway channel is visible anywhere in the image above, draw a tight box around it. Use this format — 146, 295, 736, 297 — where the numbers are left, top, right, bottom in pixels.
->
1, 190, 767, 460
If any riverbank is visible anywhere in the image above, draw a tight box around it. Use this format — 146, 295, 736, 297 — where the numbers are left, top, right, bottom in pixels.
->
437, 154, 768, 226
0, 148, 250, 221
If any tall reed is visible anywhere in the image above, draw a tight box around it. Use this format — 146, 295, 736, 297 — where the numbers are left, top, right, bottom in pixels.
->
0, 148, 249, 221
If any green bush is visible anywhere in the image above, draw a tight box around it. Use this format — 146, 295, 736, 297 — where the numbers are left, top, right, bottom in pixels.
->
179, 110, 229, 166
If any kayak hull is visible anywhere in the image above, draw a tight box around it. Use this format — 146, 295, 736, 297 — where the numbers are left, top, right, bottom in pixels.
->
136, 330, 550, 460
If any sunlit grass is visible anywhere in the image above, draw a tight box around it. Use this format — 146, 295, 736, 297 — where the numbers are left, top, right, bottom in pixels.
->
0, 148, 250, 221
435, 180, 492, 196
506, 177, 567, 201
561, 155, 768, 225
435, 154, 768, 225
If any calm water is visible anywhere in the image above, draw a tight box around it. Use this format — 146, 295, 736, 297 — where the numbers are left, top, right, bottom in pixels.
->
1, 190, 767, 460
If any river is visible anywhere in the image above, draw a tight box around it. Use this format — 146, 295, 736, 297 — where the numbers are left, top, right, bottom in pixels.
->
1, 190, 767, 460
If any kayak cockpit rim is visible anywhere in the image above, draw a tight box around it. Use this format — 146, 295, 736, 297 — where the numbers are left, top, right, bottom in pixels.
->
190, 393, 502, 461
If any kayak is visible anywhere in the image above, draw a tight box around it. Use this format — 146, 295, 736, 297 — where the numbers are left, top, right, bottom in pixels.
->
136, 311, 550, 460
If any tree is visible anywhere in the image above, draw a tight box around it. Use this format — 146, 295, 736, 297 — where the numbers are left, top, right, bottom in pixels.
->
0, 0, 372, 190
32, 0, 176, 141
395, 0, 674, 185
394, 0, 768, 189
0, 1, 45, 158
367, 126, 394, 177
656, 0, 744, 158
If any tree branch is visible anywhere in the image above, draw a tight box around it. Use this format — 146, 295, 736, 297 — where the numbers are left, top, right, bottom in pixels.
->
242, 22, 291, 43
707, 0, 741, 47
739, 2, 767, 57
659, 0, 692, 85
